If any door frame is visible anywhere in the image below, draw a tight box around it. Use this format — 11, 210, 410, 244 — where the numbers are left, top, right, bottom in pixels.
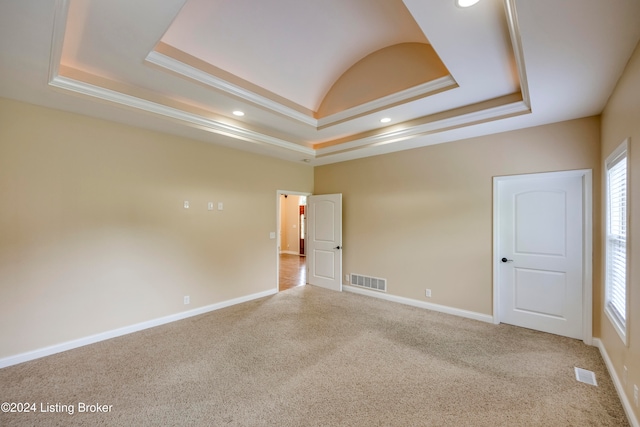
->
276, 190, 311, 290
492, 170, 593, 345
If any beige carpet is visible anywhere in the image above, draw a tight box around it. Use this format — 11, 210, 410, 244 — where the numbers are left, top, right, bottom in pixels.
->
0, 286, 628, 426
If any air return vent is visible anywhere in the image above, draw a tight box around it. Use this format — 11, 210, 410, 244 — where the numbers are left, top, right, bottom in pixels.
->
574, 367, 597, 386
351, 274, 387, 292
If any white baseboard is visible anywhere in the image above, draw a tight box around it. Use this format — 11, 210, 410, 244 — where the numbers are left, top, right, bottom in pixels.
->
0, 289, 277, 369
343, 284, 493, 324
593, 338, 639, 427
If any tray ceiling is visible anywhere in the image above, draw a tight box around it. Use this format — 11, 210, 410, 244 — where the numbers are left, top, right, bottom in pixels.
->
1, 0, 640, 165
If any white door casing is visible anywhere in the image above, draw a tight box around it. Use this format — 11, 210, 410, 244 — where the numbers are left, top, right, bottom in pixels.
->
493, 170, 592, 342
276, 190, 311, 290
307, 194, 342, 292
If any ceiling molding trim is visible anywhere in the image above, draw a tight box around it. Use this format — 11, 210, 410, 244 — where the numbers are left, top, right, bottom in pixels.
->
147, 50, 458, 131
45, 0, 532, 162
316, 75, 458, 129
48, 0, 69, 83
48, 74, 315, 156
503, 0, 531, 108
145, 50, 318, 127
316, 98, 530, 157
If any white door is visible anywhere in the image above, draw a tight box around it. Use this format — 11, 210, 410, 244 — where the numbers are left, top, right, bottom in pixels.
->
307, 194, 342, 291
495, 171, 586, 339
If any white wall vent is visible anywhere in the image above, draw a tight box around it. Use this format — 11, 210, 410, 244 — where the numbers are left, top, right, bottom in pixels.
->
351, 274, 387, 292
574, 367, 597, 386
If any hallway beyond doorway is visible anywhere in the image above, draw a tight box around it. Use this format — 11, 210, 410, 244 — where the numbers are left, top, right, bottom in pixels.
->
279, 254, 306, 291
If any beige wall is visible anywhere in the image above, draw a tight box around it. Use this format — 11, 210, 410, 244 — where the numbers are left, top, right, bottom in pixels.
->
0, 97, 313, 359
315, 117, 601, 317
601, 39, 640, 421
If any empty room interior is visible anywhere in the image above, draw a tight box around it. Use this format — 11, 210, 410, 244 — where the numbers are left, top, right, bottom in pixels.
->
1, 0, 640, 425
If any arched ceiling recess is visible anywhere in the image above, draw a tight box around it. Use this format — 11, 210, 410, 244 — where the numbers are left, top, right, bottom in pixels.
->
317, 42, 450, 120
148, 0, 455, 130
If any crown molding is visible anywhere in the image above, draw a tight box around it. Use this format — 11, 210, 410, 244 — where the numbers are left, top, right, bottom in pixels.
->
148, 48, 458, 130
48, 0, 69, 83
316, 97, 530, 157
47, 0, 532, 163
48, 74, 315, 156
145, 50, 319, 127
316, 75, 458, 129
503, 0, 531, 109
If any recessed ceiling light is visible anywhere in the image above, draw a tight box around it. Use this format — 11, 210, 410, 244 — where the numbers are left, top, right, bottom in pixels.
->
456, 0, 480, 7
232, 110, 245, 116
380, 117, 391, 123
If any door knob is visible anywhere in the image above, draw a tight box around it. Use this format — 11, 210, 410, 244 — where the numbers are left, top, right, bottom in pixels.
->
501, 257, 513, 263
334, 246, 342, 250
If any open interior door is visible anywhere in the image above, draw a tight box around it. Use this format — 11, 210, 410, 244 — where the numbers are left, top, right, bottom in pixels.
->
307, 194, 342, 291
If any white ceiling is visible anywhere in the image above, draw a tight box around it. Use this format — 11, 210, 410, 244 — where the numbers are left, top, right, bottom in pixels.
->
1, 0, 639, 166
161, 0, 430, 111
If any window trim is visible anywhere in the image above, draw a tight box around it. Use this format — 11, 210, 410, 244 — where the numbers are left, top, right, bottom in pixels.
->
604, 138, 629, 345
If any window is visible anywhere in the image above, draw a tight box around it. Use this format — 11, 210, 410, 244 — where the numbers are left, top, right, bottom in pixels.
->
604, 139, 628, 342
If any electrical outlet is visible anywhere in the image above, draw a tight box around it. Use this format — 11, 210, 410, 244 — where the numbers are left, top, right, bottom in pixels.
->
184, 295, 190, 305
623, 366, 628, 385
183, 201, 190, 209
425, 289, 432, 298
634, 385, 638, 407
345, 274, 349, 282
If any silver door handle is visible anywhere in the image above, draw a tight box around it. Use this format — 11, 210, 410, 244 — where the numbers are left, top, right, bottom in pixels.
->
501, 257, 513, 263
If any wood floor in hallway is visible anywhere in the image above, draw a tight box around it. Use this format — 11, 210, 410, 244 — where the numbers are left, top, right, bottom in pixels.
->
279, 254, 306, 291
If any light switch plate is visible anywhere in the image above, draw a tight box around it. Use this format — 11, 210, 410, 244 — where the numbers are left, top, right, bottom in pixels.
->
207, 202, 214, 211
183, 201, 189, 209
217, 202, 224, 211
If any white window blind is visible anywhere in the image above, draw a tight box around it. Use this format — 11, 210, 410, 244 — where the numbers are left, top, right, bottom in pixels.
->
605, 142, 628, 338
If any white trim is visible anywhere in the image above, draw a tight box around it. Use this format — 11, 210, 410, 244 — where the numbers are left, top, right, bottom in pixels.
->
0, 289, 276, 369
316, 99, 530, 156
606, 138, 629, 166
145, 0, 530, 133
344, 284, 493, 324
148, 47, 458, 129
492, 175, 502, 325
604, 138, 630, 345
47, 0, 532, 161
316, 75, 457, 128
48, 0, 68, 83
145, 51, 317, 127
48, 75, 315, 157
276, 190, 312, 290
594, 338, 639, 427
492, 169, 593, 345
582, 171, 593, 345
48, 70, 529, 162
503, 0, 531, 109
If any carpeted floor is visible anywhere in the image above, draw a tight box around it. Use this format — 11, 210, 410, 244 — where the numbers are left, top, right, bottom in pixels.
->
0, 286, 629, 426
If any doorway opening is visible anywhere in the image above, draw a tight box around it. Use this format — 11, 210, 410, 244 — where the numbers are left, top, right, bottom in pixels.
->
277, 191, 309, 291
